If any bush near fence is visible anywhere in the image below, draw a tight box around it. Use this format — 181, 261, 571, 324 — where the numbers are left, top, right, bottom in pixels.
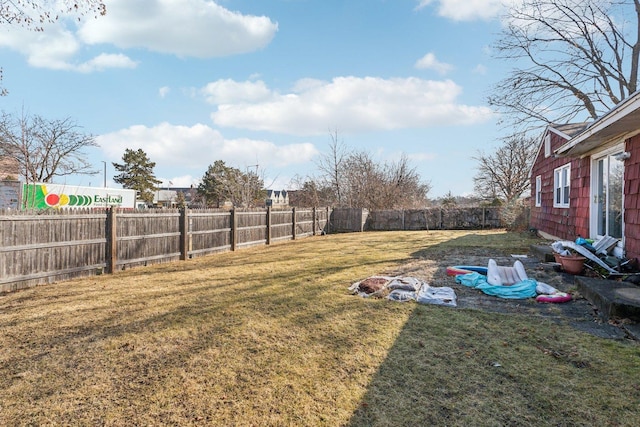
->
1, 205, 527, 292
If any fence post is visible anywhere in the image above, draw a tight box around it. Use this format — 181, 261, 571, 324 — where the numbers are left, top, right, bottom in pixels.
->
106, 207, 117, 274
312, 207, 316, 235
266, 206, 272, 245
292, 207, 297, 240
482, 207, 486, 229
326, 207, 331, 234
231, 209, 237, 251
180, 208, 189, 260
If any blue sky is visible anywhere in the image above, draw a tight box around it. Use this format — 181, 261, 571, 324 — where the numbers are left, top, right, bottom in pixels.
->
0, 0, 512, 198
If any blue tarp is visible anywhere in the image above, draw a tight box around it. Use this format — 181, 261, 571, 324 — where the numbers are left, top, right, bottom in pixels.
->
455, 272, 538, 299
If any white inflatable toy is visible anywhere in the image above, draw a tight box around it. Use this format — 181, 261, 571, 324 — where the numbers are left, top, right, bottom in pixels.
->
486, 259, 529, 286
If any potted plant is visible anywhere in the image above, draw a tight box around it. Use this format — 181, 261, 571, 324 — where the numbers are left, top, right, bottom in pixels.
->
558, 252, 586, 275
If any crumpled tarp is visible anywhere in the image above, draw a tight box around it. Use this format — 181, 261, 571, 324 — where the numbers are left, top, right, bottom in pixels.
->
455, 272, 537, 299
350, 276, 457, 307
415, 284, 457, 307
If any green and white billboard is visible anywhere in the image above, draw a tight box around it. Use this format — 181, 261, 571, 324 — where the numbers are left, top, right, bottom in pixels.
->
22, 183, 136, 210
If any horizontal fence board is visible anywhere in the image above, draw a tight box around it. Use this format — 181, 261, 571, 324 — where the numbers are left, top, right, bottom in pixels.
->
0, 238, 106, 253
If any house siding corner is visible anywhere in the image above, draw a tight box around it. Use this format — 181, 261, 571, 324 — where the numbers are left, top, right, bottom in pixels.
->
624, 135, 640, 261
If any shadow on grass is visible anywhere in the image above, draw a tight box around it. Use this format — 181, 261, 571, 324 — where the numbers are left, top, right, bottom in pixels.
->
346, 232, 640, 426
1, 231, 422, 425
4, 230, 638, 425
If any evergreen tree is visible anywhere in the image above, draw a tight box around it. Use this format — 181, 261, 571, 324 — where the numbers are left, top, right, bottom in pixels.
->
440, 191, 457, 208
198, 161, 241, 208
198, 160, 265, 208
112, 148, 161, 205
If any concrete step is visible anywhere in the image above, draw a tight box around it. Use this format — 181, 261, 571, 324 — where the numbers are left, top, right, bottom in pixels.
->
575, 276, 640, 321
531, 243, 640, 339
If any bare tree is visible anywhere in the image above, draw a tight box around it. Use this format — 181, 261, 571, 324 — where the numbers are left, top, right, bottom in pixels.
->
0, 0, 106, 95
490, 0, 640, 133
0, 0, 105, 28
473, 136, 539, 203
342, 151, 383, 208
315, 133, 431, 209
0, 111, 98, 183
288, 175, 335, 207
382, 154, 431, 209
316, 129, 348, 206
241, 166, 266, 208
336, 150, 431, 210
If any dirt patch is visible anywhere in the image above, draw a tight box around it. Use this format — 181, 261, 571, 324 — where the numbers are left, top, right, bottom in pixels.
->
386, 247, 631, 340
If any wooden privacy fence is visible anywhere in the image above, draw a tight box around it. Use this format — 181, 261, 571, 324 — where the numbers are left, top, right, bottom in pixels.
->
329, 206, 521, 233
1, 205, 527, 293
0, 207, 330, 293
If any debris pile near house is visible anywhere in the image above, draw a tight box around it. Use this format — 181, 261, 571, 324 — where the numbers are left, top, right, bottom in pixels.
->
551, 237, 639, 278
349, 276, 457, 307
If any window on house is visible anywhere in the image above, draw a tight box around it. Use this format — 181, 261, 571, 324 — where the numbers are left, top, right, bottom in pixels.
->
535, 175, 542, 207
553, 164, 571, 208
544, 133, 551, 158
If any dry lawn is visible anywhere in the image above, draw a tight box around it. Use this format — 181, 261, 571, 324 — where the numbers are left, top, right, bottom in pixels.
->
1, 230, 639, 426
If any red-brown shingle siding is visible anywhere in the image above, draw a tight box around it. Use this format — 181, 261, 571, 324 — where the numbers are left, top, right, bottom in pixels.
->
624, 135, 640, 260
573, 157, 591, 238
530, 130, 588, 240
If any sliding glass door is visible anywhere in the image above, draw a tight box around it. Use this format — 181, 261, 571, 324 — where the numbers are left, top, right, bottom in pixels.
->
592, 152, 624, 239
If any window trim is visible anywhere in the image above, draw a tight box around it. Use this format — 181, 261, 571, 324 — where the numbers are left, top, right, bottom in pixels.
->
535, 175, 542, 207
553, 164, 571, 208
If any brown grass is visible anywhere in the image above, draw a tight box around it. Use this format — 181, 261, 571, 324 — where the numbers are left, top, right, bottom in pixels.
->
1, 230, 639, 426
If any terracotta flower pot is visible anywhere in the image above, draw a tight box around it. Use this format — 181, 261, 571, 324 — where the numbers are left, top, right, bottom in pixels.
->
559, 255, 586, 275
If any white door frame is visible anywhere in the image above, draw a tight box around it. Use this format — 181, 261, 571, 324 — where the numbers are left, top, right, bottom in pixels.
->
589, 143, 625, 257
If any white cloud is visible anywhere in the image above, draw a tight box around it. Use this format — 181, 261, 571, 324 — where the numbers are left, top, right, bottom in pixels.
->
97, 122, 318, 172
207, 76, 493, 135
78, 0, 278, 58
202, 79, 274, 104
472, 64, 488, 75
0, 25, 138, 72
0, 0, 277, 71
0, 25, 75, 70
159, 86, 171, 98
415, 0, 506, 21
157, 175, 198, 188
76, 53, 138, 73
415, 0, 433, 9
415, 53, 454, 74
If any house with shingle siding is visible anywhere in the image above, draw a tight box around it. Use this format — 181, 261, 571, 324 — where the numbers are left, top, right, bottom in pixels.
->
530, 91, 640, 261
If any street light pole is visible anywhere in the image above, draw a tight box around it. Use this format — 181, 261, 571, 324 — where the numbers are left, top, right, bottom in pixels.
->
101, 161, 106, 187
